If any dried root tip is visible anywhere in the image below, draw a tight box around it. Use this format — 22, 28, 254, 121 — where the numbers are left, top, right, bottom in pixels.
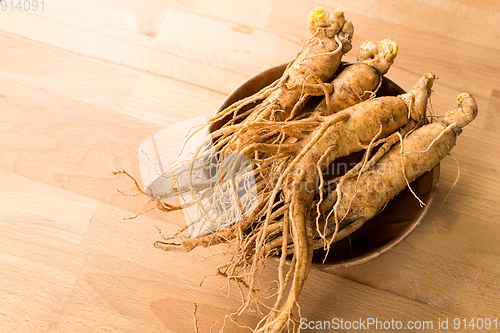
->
411, 72, 435, 91
443, 93, 478, 133
357, 40, 378, 61
339, 20, 354, 53
380, 38, 398, 57
112, 170, 147, 195
154, 241, 195, 252
154, 227, 236, 253
357, 38, 398, 75
309, 7, 346, 35
400, 72, 436, 121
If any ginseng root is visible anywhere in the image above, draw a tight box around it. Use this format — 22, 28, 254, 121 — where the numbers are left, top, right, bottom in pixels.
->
314, 93, 478, 247
308, 38, 399, 117
112, 6, 478, 333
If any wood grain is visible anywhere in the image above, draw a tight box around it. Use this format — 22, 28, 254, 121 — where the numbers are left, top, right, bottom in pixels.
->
1, 1, 499, 332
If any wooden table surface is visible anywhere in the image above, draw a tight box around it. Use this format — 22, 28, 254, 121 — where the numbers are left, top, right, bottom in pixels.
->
1, 1, 499, 332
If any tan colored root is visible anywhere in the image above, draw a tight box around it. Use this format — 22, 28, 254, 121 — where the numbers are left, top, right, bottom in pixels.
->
242, 213, 288, 255
113, 170, 184, 220
396, 131, 426, 207
257, 214, 295, 330
156, 187, 285, 286
356, 75, 383, 101
314, 93, 476, 251
263, 232, 288, 254
324, 120, 417, 189
303, 34, 343, 60
120, 204, 155, 220
442, 154, 461, 203
324, 122, 384, 254
214, 71, 291, 126
431, 154, 461, 226
247, 113, 350, 294
217, 269, 253, 291
404, 123, 457, 156
313, 144, 337, 244
112, 170, 146, 195
131, 20, 410, 333
226, 114, 350, 327
117, 13, 431, 333
210, 82, 426, 327
311, 121, 418, 252
214, 117, 322, 160
193, 303, 199, 333
397, 123, 457, 209
248, 14, 351, 123
239, 142, 302, 156
400, 72, 435, 121
154, 226, 236, 252
256, 196, 312, 333
153, 186, 284, 253
158, 78, 290, 175
285, 74, 334, 121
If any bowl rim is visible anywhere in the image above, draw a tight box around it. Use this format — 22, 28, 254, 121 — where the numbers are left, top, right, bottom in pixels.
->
215, 62, 440, 270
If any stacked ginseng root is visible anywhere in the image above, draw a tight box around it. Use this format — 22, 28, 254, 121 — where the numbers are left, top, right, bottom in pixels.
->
116, 6, 478, 333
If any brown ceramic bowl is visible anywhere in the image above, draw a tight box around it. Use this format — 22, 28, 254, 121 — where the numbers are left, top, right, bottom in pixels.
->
215, 63, 440, 270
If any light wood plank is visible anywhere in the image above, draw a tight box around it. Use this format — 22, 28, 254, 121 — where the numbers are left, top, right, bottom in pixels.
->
0, 0, 499, 331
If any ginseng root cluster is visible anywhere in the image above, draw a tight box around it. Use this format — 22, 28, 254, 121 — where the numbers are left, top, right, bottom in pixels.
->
116, 6, 478, 333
